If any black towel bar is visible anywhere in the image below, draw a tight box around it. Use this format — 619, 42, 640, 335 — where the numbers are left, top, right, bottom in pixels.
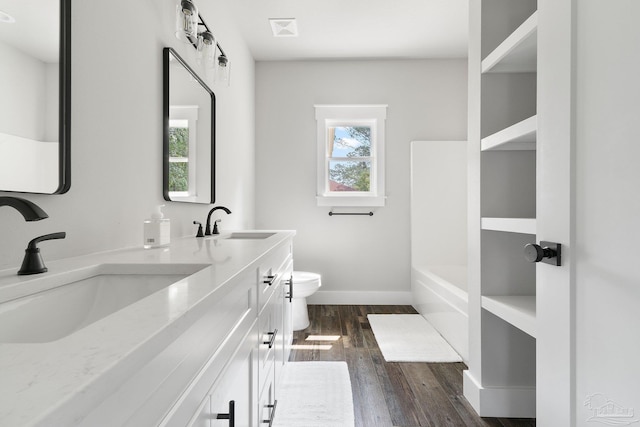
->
328, 211, 374, 216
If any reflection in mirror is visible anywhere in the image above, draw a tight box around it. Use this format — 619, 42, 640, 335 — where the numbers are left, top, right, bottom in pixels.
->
163, 47, 215, 204
0, 0, 70, 194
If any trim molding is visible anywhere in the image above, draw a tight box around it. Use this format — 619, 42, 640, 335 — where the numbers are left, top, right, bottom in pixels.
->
307, 290, 413, 305
463, 371, 536, 418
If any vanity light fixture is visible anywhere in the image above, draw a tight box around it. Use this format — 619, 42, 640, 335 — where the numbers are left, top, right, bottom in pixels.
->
215, 52, 230, 86
196, 30, 216, 69
0, 10, 16, 24
175, 0, 198, 43
174, 0, 230, 86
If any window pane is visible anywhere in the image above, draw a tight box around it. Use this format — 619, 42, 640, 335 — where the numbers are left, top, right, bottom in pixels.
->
169, 126, 189, 157
330, 126, 371, 157
169, 162, 189, 192
329, 160, 371, 191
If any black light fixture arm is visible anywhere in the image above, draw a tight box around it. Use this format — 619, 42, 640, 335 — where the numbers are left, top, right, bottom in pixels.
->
196, 14, 226, 58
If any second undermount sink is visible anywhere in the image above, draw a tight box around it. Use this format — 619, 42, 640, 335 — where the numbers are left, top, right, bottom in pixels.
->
0, 263, 208, 344
224, 232, 275, 240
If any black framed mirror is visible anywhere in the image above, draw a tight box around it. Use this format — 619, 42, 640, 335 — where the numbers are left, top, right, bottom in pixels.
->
163, 47, 215, 204
0, 0, 71, 194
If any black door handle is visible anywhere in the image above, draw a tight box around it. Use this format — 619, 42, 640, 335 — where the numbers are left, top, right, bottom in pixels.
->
524, 241, 561, 266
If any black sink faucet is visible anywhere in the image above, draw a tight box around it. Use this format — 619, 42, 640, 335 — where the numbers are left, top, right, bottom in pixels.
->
0, 197, 66, 275
205, 206, 231, 235
0, 197, 48, 221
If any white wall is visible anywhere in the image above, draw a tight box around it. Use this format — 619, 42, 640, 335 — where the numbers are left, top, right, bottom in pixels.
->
574, 0, 640, 424
255, 60, 467, 303
410, 140, 467, 269
0, 40, 48, 141
0, 0, 256, 271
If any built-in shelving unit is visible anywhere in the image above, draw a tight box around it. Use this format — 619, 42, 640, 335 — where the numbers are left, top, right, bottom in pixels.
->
465, 0, 539, 418
482, 11, 538, 74
481, 116, 537, 151
482, 295, 536, 338
481, 217, 536, 234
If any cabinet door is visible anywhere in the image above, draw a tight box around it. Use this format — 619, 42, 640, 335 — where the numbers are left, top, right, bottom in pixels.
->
275, 264, 293, 385
210, 328, 255, 427
187, 397, 211, 427
274, 281, 284, 386
281, 263, 293, 366
258, 295, 277, 394
258, 370, 277, 427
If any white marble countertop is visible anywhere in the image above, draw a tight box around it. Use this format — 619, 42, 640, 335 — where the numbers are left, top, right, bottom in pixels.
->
0, 230, 295, 426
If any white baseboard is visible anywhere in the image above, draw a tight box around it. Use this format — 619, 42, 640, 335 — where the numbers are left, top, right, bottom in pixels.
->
307, 290, 413, 305
463, 370, 536, 418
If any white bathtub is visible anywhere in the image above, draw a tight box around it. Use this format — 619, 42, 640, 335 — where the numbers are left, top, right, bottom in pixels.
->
411, 265, 468, 362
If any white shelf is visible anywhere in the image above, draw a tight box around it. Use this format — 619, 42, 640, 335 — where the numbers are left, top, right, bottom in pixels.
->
481, 116, 537, 151
482, 11, 538, 73
482, 296, 536, 338
481, 217, 536, 235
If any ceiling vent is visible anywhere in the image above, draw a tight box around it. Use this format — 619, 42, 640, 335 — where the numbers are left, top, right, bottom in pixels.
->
269, 18, 298, 37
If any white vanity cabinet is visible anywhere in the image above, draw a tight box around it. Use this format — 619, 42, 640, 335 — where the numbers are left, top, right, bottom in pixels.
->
69, 235, 295, 427
183, 238, 293, 427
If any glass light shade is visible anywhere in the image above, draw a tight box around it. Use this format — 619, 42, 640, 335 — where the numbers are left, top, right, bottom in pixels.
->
197, 31, 216, 69
215, 54, 231, 87
175, 0, 198, 43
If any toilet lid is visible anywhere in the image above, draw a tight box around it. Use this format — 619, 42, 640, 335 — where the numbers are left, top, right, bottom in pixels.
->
293, 271, 321, 284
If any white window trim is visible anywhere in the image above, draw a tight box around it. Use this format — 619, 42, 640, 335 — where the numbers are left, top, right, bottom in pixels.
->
315, 104, 387, 207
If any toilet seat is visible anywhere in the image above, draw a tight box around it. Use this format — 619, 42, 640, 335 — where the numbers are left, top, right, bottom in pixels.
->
293, 271, 321, 297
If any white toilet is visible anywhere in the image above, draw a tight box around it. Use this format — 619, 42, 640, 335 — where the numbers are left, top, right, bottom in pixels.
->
292, 271, 322, 331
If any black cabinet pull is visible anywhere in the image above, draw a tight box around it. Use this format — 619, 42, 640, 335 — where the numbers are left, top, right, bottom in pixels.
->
263, 274, 278, 286
285, 276, 293, 303
262, 399, 278, 426
215, 400, 235, 426
263, 329, 278, 348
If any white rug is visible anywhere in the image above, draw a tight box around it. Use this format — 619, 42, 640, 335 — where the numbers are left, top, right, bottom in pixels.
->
273, 361, 354, 427
368, 314, 462, 362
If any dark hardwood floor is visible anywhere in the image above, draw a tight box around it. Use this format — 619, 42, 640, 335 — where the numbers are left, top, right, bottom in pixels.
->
289, 305, 536, 427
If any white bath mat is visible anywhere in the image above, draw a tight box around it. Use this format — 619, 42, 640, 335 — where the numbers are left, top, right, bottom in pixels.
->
368, 314, 462, 362
273, 361, 354, 427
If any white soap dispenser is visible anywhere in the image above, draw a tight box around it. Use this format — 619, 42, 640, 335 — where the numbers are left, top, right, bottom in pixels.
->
144, 205, 170, 248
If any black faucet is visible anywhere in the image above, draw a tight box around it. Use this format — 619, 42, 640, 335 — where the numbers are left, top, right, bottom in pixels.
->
0, 196, 48, 221
18, 232, 66, 275
0, 197, 66, 275
205, 206, 231, 235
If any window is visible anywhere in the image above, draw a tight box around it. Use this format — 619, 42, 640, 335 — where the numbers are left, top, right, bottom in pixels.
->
168, 106, 198, 199
315, 105, 387, 207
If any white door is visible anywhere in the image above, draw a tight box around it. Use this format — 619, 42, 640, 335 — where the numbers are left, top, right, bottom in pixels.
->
538, 1, 640, 425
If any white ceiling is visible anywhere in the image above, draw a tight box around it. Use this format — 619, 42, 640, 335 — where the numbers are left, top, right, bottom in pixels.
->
224, 0, 469, 61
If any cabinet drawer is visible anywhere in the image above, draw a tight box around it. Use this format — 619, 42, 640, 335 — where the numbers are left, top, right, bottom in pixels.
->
258, 297, 277, 394
257, 244, 292, 315
258, 366, 277, 427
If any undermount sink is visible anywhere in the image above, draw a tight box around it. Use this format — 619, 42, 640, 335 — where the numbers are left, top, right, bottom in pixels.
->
0, 263, 208, 344
224, 232, 275, 240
